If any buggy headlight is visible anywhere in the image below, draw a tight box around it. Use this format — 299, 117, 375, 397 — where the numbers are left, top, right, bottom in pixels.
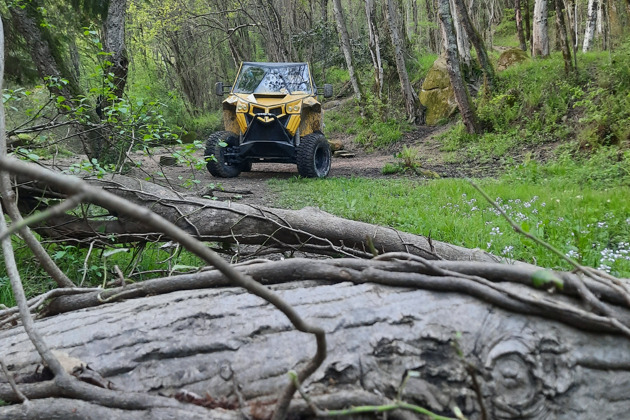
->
286, 100, 302, 114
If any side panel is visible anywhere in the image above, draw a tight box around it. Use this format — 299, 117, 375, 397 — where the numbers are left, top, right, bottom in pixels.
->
299, 103, 323, 136
222, 105, 241, 134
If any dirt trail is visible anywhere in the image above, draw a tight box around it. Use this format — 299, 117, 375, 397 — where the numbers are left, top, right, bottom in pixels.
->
48, 125, 500, 207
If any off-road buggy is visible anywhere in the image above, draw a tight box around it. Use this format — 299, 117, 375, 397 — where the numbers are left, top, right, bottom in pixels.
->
206, 62, 333, 178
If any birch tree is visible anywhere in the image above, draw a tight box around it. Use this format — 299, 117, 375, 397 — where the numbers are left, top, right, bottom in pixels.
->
532, 0, 549, 57
583, 0, 598, 51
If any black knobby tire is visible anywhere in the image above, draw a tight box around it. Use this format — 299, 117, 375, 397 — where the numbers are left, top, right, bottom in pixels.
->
296, 132, 331, 178
239, 161, 253, 172
205, 131, 241, 178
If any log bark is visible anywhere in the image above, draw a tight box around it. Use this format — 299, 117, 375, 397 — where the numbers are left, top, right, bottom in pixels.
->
2, 267, 630, 419
17, 173, 499, 263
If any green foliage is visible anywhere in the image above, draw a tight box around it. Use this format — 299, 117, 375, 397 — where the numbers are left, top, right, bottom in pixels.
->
504, 146, 630, 189
412, 53, 440, 83
325, 94, 411, 148
0, 239, 205, 307
381, 146, 440, 177
440, 46, 630, 166
271, 175, 630, 277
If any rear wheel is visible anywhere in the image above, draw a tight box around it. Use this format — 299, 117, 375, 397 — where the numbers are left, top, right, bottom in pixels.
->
205, 131, 241, 178
297, 132, 331, 178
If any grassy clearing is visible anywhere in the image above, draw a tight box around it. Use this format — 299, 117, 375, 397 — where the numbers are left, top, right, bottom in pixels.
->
271, 173, 630, 277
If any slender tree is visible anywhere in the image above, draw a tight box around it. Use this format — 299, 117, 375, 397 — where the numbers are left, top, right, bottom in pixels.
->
451, 0, 496, 89
425, 0, 440, 52
365, 0, 384, 98
437, 0, 481, 134
515, 0, 528, 50
449, 0, 472, 73
9, 3, 109, 160
532, 0, 549, 57
385, 0, 421, 123
525, 0, 532, 43
102, 0, 129, 100
332, 0, 363, 102
554, 0, 574, 74
583, 0, 599, 51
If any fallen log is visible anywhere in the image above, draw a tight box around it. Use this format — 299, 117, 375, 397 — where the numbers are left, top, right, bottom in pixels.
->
2, 262, 630, 419
17, 173, 499, 262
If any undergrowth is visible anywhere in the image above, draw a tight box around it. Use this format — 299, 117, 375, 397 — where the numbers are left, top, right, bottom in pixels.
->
438, 45, 630, 162
0, 239, 205, 306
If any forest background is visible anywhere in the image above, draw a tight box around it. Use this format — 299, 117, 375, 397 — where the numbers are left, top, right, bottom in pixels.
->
1, 0, 630, 303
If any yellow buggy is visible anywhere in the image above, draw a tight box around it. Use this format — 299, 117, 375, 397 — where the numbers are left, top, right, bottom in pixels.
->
207, 62, 333, 178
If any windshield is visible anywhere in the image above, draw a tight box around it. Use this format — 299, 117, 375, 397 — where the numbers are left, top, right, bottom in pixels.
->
233, 63, 313, 94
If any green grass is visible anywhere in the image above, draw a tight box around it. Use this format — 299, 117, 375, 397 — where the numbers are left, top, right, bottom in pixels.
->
270, 174, 630, 277
324, 96, 411, 148
439, 45, 630, 164
0, 239, 205, 307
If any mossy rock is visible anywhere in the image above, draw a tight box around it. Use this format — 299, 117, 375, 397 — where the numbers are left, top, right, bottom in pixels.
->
328, 138, 343, 152
419, 56, 457, 126
181, 131, 198, 144
497, 48, 529, 71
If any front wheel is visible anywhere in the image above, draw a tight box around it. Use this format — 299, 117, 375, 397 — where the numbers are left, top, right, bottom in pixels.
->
205, 131, 241, 178
296, 132, 331, 178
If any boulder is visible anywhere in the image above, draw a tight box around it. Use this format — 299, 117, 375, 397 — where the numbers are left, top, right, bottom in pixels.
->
497, 48, 529, 71
328, 138, 344, 152
419, 56, 457, 126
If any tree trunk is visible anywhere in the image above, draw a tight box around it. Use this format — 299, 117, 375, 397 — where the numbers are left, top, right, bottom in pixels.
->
425, 0, 439, 52
320, 0, 328, 21
525, 0, 532, 43
8, 4, 109, 161
385, 0, 422, 123
365, 0, 384, 98
102, 0, 129, 100
437, 0, 481, 134
555, 0, 574, 74
257, 0, 290, 62
532, 0, 550, 56
600, 0, 610, 50
332, 0, 363, 102
515, 0, 529, 50
451, 0, 496, 90
448, 0, 472, 73
16, 173, 499, 263
2, 261, 630, 419
583, 0, 599, 51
